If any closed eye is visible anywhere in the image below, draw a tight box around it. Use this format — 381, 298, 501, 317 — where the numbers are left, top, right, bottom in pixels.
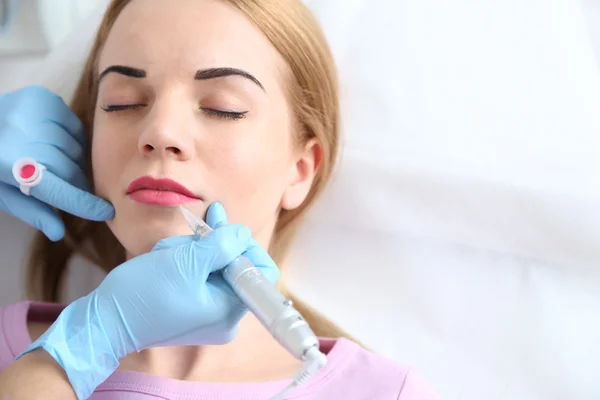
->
202, 108, 247, 121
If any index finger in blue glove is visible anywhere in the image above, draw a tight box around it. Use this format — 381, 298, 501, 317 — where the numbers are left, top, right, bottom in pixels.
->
26, 144, 92, 193
149, 226, 251, 283
31, 120, 86, 170
29, 170, 114, 221
17, 86, 86, 148
194, 224, 252, 274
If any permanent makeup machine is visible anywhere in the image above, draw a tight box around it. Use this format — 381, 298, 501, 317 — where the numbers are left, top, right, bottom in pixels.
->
180, 206, 328, 400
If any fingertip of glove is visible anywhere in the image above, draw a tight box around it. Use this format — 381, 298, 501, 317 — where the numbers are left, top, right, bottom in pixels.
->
46, 230, 65, 242
42, 221, 65, 242
97, 201, 116, 220
206, 202, 227, 228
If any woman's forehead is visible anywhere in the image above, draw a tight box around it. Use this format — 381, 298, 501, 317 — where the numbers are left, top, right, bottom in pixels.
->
98, 0, 287, 89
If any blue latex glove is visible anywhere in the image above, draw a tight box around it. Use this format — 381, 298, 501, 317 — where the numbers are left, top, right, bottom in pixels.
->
18, 202, 280, 400
0, 85, 115, 241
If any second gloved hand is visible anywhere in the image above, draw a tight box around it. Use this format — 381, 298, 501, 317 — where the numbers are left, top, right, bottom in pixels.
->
18, 203, 280, 400
0, 86, 114, 241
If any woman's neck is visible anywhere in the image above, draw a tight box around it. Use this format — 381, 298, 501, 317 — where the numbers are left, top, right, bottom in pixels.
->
116, 312, 303, 382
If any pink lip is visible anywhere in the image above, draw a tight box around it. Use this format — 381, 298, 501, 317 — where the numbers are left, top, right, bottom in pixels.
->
127, 176, 201, 206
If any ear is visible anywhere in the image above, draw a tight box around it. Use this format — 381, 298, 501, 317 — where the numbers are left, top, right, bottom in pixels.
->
280, 138, 323, 211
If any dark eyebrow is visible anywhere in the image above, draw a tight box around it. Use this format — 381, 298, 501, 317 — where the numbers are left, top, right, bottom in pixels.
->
195, 67, 265, 91
98, 65, 146, 82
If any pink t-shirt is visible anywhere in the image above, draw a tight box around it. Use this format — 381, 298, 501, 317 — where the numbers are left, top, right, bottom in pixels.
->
0, 301, 439, 399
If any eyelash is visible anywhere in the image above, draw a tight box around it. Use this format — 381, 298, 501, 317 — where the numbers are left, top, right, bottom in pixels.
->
101, 104, 145, 114
100, 104, 247, 120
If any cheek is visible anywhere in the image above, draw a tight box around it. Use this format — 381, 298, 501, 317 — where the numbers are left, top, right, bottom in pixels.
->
91, 126, 132, 198
209, 131, 293, 230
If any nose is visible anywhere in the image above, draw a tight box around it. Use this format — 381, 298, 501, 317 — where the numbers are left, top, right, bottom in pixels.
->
138, 99, 195, 161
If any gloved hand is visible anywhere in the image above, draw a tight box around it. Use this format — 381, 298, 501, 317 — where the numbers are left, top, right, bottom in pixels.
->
18, 202, 280, 400
0, 85, 114, 241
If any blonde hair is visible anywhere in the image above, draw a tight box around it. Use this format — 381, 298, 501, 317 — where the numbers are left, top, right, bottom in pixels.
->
26, 0, 348, 339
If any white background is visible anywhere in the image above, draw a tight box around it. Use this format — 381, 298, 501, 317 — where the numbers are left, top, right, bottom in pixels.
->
1, 1, 599, 399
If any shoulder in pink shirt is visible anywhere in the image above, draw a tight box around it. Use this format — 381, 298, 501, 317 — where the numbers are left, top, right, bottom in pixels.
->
0, 301, 439, 399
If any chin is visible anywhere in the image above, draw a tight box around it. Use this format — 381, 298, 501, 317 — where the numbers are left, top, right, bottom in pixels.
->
112, 222, 191, 257
107, 203, 196, 258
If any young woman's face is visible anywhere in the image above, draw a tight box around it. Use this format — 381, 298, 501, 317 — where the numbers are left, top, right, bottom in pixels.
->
92, 0, 319, 257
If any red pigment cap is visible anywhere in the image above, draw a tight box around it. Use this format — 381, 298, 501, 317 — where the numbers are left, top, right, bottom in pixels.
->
20, 164, 36, 180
